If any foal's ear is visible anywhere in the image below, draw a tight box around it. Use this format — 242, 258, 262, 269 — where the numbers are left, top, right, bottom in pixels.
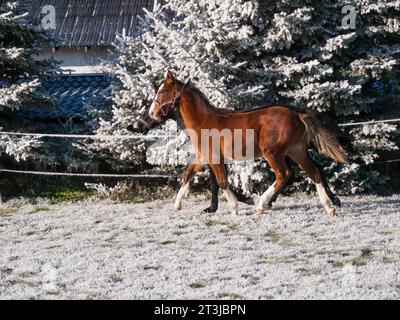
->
165, 70, 175, 84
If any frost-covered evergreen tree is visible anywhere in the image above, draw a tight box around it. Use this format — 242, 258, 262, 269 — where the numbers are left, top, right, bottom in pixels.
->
0, 1, 58, 164
94, 0, 400, 194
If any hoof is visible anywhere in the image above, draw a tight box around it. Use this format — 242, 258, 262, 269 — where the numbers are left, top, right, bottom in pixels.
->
256, 208, 264, 215
173, 206, 181, 213
256, 203, 271, 214
232, 208, 239, 215
327, 208, 336, 218
203, 206, 217, 213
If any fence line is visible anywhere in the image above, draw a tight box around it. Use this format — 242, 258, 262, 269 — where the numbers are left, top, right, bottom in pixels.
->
338, 118, 400, 127
0, 169, 172, 179
0, 118, 399, 139
0, 117, 399, 180
0, 132, 164, 140
1, 158, 400, 178
373, 159, 400, 165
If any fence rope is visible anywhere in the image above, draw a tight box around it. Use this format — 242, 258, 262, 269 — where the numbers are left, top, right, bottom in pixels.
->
1, 158, 400, 178
0, 118, 399, 179
0, 118, 399, 139
338, 118, 400, 127
373, 159, 400, 165
0, 169, 172, 178
0, 132, 165, 139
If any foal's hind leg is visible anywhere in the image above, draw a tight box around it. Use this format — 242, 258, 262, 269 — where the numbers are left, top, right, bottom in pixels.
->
317, 163, 341, 207
288, 146, 338, 217
256, 152, 293, 214
174, 163, 203, 212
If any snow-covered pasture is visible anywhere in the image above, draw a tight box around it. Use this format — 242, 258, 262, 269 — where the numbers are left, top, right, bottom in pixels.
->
0, 194, 399, 299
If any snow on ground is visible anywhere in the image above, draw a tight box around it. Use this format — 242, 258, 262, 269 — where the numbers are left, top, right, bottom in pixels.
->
0, 193, 400, 300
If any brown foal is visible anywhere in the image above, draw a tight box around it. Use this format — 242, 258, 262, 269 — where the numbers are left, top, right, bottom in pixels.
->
149, 71, 347, 217
135, 110, 254, 212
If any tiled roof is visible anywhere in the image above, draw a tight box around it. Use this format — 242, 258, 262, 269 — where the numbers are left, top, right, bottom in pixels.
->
27, 0, 154, 46
18, 74, 112, 121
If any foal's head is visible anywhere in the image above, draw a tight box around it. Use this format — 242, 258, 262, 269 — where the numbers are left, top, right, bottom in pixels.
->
149, 71, 184, 121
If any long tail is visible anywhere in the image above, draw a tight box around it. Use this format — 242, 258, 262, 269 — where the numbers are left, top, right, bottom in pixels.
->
299, 113, 348, 163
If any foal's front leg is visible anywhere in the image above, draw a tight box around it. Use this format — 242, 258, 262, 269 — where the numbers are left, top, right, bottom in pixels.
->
209, 163, 239, 215
174, 163, 203, 212
203, 167, 219, 213
203, 165, 254, 213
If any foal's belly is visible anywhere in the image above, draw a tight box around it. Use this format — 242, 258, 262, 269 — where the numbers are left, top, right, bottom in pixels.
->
221, 139, 262, 161
194, 126, 263, 162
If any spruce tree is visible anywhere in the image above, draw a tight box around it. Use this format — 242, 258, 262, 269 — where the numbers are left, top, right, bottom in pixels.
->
0, 0, 58, 163
93, 0, 400, 194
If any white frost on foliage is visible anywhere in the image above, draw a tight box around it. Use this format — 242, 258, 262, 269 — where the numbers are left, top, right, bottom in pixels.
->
0, 135, 42, 162
0, 1, 60, 166
0, 47, 24, 60
146, 121, 195, 166
0, 79, 39, 110
351, 123, 398, 152
88, 0, 400, 195
350, 44, 400, 78
283, 80, 364, 114
263, 8, 313, 52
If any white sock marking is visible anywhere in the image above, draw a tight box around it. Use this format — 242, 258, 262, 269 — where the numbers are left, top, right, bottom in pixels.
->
223, 188, 238, 215
174, 183, 189, 210
316, 182, 334, 216
257, 182, 276, 211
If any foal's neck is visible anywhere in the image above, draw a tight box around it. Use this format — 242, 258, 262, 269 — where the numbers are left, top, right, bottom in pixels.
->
178, 89, 215, 129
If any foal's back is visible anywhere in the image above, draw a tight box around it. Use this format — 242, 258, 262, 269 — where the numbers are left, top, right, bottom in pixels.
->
218, 105, 305, 137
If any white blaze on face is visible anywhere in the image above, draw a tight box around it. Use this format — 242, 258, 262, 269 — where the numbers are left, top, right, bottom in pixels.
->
149, 83, 165, 120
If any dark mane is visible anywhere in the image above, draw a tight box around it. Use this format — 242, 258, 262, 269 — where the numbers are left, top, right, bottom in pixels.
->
238, 104, 305, 114
184, 82, 305, 115
186, 83, 233, 116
